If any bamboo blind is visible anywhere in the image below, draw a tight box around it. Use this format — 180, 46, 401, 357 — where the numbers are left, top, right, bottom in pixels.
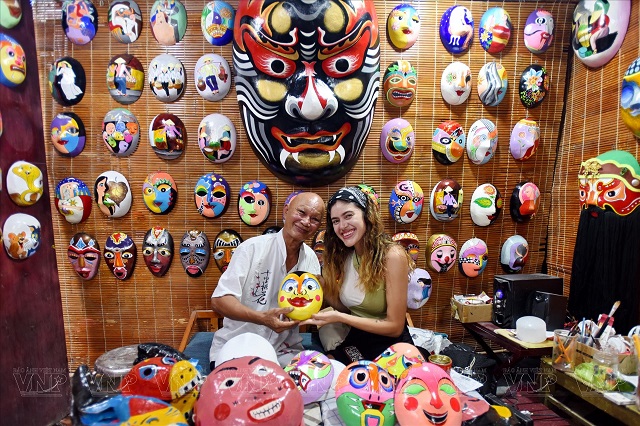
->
33, 0, 578, 370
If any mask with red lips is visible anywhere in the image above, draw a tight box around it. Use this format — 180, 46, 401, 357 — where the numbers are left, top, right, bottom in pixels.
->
68, 232, 100, 280
142, 227, 173, 277
213, 229, 242, 272
180, 230, 210, 278
104, 232, 136, 280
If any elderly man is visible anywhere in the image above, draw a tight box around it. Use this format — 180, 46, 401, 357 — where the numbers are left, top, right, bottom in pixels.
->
209, 192, 325, 368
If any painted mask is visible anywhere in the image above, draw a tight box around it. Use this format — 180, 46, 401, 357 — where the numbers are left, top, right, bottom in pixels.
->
0, 0, 22, 29
213, 229, 242, 272
195, 53, 232, 102
75, 394, 186, 425
148, 113, 186, 160
395, 363, 462, 426
432, 120, 465, 165
284, 350, 334, 405
467, 119, 498, 165
180, 230, 210, 278
108, 0, 142, 44
389, 180, 424, 224
510, 118, 540, 161
477, 62, 508, 107
194, 173, 230, 218
387, 4, 420, 50
510, 181, 541, 222
621, 57, 640, 138
380, 118, 414, 163
61, 0, 98, 45
238, 180, 271, 226
470, 183, 502, 227
149, 0, 187, 46
49, 57, 86, 106
263, 226, 281, 235
578, 150, 640, 216
335, 360, 396, 426
7, 160, 44, 207
142, 227, 173, 277
148, 54, 185, 102
357, 183, 380, 207
198, 113, 236, 163
0, 34, 26, 87
102, 108, 140, 156
478, 7, 512, 54
143, 172, 177, 214
429, 178, 463, 222
312, 229, 326, 267
524, 9, 555, 54
283, 190, 303, 221
68, 232, 100, 280
201, 1, 235, 46
194, 356, 303, 426
407, 268, 432, 310
439, 6, 474, 54
2, 213, 41, 260
440, 62, 471, 106
572, 0, 631, 68
500, 235, 529, 273
383, 60, 417, 108
458, 238, 488, 278
94, 170, 132, 218
374, 343, 426, 382
278, 271, 323, 321
120, 356, 203, 401
519, 64, 549, 108
50, 112, 86, 157
55, 177, 92, 224
104, 232, 136, 280
234, 0, 380, 186
392, 232, 419, 262
106, 54, 144, 105
426, 234, 457, 274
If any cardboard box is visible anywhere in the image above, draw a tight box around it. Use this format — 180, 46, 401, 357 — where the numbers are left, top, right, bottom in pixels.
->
451, 298, 493, 323
574, 339, 638, 375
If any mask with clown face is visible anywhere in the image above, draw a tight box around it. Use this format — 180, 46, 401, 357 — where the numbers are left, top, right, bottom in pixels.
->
55, 177, 92, 224
477, 62, 508, 107
383, 60, 417, 108
148, 113, 186, 160
0, 0, 22, 29
500, 235, 529, 273
374, 343, 426, 382
198, 113, 236, 163
510, 181, 541, 222
429, 178, 463, 222
510, 118, 539, 161
238, 180, 271, 226
389, 180, 424, 224
143, 172, 177, 214
180, 230, 210, 278
440, 62, 471, 106
62, 0, 98, 45
395, 363, 462, 426
0, 34, 25, 87
102, 108, 140, 157
194, 173, 230, 218
7, 160, 44, 207
68, 232, 100, 280
519, 64, 549, 109
51, 112, 86, 157
467, 119, 498, 165
49, 57, 86, 107
380, 118, 414, 163
201, 1, 235, 46
104, 232, 136, 280
578, 150, 640, 216
285, 350, 334, 405
478, 7, 512, 54
2, 213, 41, 260
234, 0, 380, 186
524, 9, 555, 54
312, 229, 326, 267
439, 6, 474, 54
470, 183, 502, 227
213, 229, 242, 272
392, 232, 419, 262
149, 0, 187, 46
407, 268, 432, 310
278, 271, 323, 321
108, 0, 143, 44
120, 356, 203, 401
621, 57, 640, 138
194, 356, 304, 425
432, 120, 466, 165
458, 238, 488, 278
427, 234, 457, 274
387, 4, 420, 50
142, 227, 174, 277
336, 360, 396, 426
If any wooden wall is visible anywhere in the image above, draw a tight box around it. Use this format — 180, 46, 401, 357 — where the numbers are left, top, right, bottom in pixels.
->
33, 0, 578, 369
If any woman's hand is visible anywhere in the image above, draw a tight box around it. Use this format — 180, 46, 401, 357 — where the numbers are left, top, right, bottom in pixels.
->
300, 310, 344, 328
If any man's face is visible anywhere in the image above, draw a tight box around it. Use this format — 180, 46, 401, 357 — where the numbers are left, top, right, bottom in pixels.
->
283, 194, 323, 243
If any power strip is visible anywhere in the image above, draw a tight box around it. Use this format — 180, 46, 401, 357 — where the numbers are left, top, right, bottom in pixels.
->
483, 393, 534, 426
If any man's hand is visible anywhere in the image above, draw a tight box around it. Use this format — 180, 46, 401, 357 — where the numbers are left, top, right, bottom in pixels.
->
261, 307, 300, 333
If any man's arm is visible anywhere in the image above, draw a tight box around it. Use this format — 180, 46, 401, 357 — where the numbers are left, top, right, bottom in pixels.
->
211, 294, 299, 333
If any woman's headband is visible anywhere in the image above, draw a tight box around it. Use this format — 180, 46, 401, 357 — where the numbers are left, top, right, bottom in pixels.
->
328, 186, 368, 212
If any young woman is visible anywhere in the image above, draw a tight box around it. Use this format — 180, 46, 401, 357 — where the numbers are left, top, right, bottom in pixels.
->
304, 186, 414, 364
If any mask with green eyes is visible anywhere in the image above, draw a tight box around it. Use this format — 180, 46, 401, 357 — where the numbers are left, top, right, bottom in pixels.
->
194, 172, 230, 218
142, 227, 173, 277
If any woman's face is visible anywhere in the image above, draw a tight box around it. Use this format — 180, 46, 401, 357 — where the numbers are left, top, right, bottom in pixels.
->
330, 200, 366, 252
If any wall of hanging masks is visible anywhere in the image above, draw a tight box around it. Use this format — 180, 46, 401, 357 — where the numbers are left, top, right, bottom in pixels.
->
29, 0, 579, 368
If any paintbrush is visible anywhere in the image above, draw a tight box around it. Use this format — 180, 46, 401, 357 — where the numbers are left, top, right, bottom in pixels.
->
592, 301, 621, 345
